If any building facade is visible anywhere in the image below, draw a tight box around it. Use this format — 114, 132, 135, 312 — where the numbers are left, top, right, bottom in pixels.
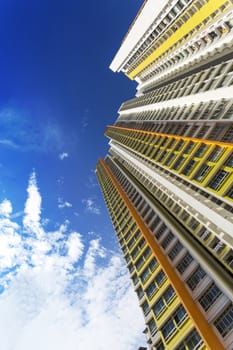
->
96, 0, 233, 349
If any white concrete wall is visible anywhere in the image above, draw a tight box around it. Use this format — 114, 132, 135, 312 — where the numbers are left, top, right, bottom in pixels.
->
109, 0, 167, 73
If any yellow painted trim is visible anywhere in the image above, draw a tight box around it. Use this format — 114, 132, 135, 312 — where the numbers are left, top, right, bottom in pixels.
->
99, 158, 225, 350
106, 125, 233, 148
128, 0, 229, 79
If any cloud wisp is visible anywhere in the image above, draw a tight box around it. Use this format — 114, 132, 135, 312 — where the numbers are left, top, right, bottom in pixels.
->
0, 171, 146, 350
86, 170, 99, 189
0, 107, 66, 153
82, 198, 101, 215
58, 197, 73, 209
59, 152, 69, 160
23, 171, 43, 238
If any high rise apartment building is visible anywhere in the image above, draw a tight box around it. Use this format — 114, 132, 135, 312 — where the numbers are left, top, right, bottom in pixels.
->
96, 0, 233, 349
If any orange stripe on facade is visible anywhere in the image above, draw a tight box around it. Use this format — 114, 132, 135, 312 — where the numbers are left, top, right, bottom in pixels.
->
99, 158, 225, 350
106, 125, 233, 148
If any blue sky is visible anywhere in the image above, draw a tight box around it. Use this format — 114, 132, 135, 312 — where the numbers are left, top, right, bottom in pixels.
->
0, 0, 147, 349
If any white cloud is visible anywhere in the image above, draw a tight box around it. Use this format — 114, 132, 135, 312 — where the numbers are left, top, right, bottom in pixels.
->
59, 152, 69, 160
0, 216, 22, 270
58, 201, 72, 209
58, 197, 72, 209
82, 198, 101, 215
0, 255, 145, 350
23, 171, 43, 238
83, 239, 106, 277
0, 139, 19, 149
0, 199, 23, 271
0, 171, 146, 350
66, 232, 84, 262
0, 199, 13, 217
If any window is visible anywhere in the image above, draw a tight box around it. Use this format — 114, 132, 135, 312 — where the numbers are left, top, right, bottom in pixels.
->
135, 246, 151, 270
139, 237, 146, 248
161, 319, 176, 340
208, 170, 229, 190
155, 224, 167, 240
176, 252, 193, 274
146, 281, 157, 299
149, 257, 158, 271
153, 298, 166, 317
182, 160, 197, 175
210, 238, 225, 255
224, 250, 233, 269
194, 144, 208, 157
184, 142, 194, 153
173, 204, 181, 214
197, 125, 209, 138
140, 267, 151, 283
161, 232, 174, 249
225, 154, 233, 168
125, 254, 130, 263
223, 126, 233, 142
140, 256, 157, 284
167, 138, 175, 148
122, 246, 127, 255
185, 329, 203, 349
124, 231, 131, 241
146, 210, 156, 225
168, 241, 183, 260
165, 153, 175, 165
141, 204, 150, 218
207, 146, 224, 162
175, 343, 185, 350
179, 210, 189, 222
131, 245, 140, 259
158, 150, 168, 162
142, 300, 150, 316
132, 274, 139, 286
155, 270, 166, 286
175, 329, 203, 350
194, 164, 212, 181
154, 340, 165, 350
188, 217, 199, 231
197, 227, 211, 241
214, 304, 233, 337
153, 285, 176, 318
136, 286, 144, 299
187, 266, 206, 290
226, 186, 233, 199
148, 318, 157, 336
161, 305, 188, 341
119, 238, 124, 247
127, 237, 136, 249
199, 283, 222, 311
128, 263, 134, 273
135, 256, 144, 270
144, 246, 152, 259
173, 305, 188, 326
174, 140, 184, 151
173, 156, 185, 170
149, 216, 160, 232
164, 286, 176, 304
